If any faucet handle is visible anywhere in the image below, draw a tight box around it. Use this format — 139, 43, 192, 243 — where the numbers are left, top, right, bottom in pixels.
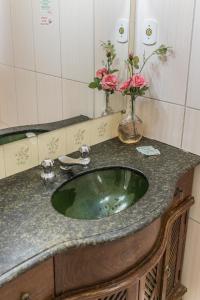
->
79, 145, 90, 159
41, 159, 54, 169
41, 159, 55, 182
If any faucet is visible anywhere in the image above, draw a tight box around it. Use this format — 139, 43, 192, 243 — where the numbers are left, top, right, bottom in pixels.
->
58, 144, 91, 171
41, 159, 56, 182
40, 145, 91, 181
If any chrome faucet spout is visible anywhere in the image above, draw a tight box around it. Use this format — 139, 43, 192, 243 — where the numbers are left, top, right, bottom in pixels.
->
58, 155, 90, 166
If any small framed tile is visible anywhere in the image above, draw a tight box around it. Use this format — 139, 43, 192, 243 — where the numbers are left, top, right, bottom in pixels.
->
3, 137, 38, 177
0, 146, 5, 179
38, 129, 66, 162
66, 122, 91, 154
90, 115, 112, 145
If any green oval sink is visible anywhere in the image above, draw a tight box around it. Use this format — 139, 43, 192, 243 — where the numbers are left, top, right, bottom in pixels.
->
51, 167, 149, 220
51, 167, 148, 220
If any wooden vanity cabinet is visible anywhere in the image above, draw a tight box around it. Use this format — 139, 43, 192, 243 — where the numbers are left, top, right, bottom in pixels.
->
55, 170, 193, 300
0, 259, 54, 300
0, 169, 194, 300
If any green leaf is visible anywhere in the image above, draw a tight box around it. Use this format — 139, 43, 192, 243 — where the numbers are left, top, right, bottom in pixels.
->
110, 69, 119, 74
133, 56, 139, 64
155, 44, 171, 56
89, 82, 98, 89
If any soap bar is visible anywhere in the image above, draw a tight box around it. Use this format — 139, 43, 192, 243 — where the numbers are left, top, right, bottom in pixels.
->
136, 146, 160, 156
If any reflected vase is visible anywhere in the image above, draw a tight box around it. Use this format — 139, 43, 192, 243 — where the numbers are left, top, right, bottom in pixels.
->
118, 96, 143, 144
102, 92, 114, 116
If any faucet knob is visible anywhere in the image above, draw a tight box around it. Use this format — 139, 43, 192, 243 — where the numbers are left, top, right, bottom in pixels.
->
41, 159, 55, 182
79, 145, 90, 159
41, 159, 54, 169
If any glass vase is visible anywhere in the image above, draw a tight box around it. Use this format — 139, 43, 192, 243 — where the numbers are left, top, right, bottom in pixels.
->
118, 96, 143, 144
102, 92, 114, 116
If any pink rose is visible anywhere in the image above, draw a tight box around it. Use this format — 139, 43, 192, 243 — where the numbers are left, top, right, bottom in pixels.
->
96, 67, 108, 79
101, 74, 119, 91
119, 79, 131, 92
130, 74, 147, 88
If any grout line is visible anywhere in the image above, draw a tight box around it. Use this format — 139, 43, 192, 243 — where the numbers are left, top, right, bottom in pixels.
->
8, 0, 19, 126
0, 62, 90, 85
93, 0, 96, 118
142, 95, 185, 108
57, 0, 64, 120
141, 95, 200, 113
30, 0, 39, 125
180, 0, 197, 148
30, 0, 37, 72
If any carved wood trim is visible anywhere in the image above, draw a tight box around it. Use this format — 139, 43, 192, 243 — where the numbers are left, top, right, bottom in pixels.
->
57, 197, 194, 300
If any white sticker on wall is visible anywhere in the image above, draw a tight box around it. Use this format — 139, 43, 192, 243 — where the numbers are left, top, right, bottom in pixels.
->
40, 0, 53, 26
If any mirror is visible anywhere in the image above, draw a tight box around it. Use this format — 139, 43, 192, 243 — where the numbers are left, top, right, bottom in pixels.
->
0, 0, 132, 142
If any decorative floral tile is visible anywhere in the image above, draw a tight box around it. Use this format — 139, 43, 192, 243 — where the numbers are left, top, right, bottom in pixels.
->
0, 146, 5, 179
38, 129, 66, 162
3, 137, 38, 177
90, 115, 112, 145
65, 122, 91, 154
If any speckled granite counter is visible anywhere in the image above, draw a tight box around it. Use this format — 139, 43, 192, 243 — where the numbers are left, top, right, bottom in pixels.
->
0, 137, 200, 287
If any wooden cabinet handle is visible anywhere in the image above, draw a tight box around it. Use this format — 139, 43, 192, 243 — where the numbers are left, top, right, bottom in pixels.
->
174, 187, 183, 198
20, 293, 30, 300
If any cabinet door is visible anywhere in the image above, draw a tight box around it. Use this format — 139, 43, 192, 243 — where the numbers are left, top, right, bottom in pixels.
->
63, 284, 139, 300
138, 259, 163, 300
161, 211, 188, 300
96, 285, 139, 300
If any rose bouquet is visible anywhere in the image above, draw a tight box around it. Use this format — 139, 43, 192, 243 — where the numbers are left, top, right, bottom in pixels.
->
118, 45, 171, 144
89, 41, 119, 115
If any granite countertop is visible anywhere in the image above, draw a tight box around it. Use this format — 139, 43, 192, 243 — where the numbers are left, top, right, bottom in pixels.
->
0, 137, 200, 287
0, 115, 89, 136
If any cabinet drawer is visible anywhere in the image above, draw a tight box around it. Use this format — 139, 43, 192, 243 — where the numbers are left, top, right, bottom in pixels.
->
173, 169, 194, 206
0, 258, 54, 300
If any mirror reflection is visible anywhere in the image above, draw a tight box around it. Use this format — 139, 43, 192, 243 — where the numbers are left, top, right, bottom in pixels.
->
0, 0, 131, 137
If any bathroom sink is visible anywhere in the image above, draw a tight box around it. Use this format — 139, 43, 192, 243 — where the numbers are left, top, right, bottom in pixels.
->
0, 129, 48, 145
51, 167, 149, 220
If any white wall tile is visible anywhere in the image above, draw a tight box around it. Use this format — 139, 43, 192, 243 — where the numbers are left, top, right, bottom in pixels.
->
94, 0, 130, 117
186, 0, 200, 110
135, 0, 195, 105
60, 0, 93, 83
37, 73, 62, 124
95, 0, 130, 80
0, 122, 8, 129
32, 0, 61, 76
136, 98, 185, 147
182, 108, 200, 155
15, 68, 38, 126
190, 165, 200, 223
182, 219, 200, 300
0, 64, 18, 126
62, 79, 94, 119
0, 0, 13, 65
10, 0, 35, 70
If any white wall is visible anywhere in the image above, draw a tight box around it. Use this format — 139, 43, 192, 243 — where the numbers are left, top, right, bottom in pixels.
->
0, 0, 130, 128
135, 0, 200, 299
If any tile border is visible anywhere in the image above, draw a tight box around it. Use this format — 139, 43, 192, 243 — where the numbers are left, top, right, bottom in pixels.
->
0, 113, 122, 179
